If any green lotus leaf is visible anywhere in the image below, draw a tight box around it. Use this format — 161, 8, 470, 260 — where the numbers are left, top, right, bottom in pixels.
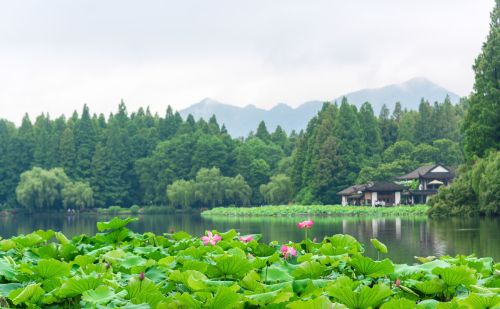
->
33, 230, 55, 242
458, 292, 500, 308
126, 276, 167, 307
59, 243, 79, 261
172, 292, 202, 309
416, 299, 439, 308
55, 231, 70, 245
324, 234, 363, 255
12, 233, 44, 248
241, 270, 265, 292
252, 243, 277, 257
245, 289, 294, 306
219, 229, 238, 240
57, 276, 101, 297
371, 238, 388, 254
81, 285, 127, 305
97, 217, 138, 232
33, 243, 58, 259
350, 256, 395, 278
205, 286, 240, 309
292, 261, 327, 279
0, 283, 22, 297
182, 259, 208, 273
415, 256, 437, 263
34, 259, 70, 279
417, 259, 451, 272
120, 254, 147, 269
171, 231, 192, 241
327, 276, 392, 309
432, 265, 477, 287
207, 254, 252, 279
380, 298, 416, 308
0, 258, 17, 281
72, 254, 96, 268
415, 278, 446, 294
8, 283, 45, 305
286, 295, 347, 309
264, 263, 294, 283
0, 239, 16, 251
169, 269, 209, 291
95, 228, 132, 244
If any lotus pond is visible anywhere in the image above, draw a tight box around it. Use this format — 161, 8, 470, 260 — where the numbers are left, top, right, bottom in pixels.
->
0, 217, 499, 308
1, 213, 499, 264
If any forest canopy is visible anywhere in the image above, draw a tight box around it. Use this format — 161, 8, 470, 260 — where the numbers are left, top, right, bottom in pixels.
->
0, 95, 466, 210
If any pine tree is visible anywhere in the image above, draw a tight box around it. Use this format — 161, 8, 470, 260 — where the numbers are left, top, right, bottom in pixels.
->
359, 102, 383, 161
59, 127, 77, 177
74, 105, 96, 179
463, 0, 500, 158
255, 121, 271, 142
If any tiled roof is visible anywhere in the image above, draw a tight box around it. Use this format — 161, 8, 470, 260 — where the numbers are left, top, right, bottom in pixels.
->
337, 181, 405, 195
397, 165, 454, 180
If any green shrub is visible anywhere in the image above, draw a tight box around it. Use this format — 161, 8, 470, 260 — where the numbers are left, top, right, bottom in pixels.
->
108, 206, 122, 215
130, 205, 141, 214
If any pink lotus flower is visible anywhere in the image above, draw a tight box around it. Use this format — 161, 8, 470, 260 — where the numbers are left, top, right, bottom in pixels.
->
395, 278, 401, 287
280, 245, 297, 259
201, 231, 222, 246
297, 220, 314, 229
239, 235, 254, 243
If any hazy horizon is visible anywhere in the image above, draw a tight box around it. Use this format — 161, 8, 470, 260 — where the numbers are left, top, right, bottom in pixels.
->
0, 0, 493, 123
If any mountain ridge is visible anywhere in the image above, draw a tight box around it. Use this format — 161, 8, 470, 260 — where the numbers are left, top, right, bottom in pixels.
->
180, 77, 460, 137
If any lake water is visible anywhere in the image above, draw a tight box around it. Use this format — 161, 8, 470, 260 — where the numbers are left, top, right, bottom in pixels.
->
0, 213, 498, 264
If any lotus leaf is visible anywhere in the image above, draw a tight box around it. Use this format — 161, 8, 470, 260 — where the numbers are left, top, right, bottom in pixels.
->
371, 238, 388, 254
34, 259, 70, 279
81, 285, 127, 305
327, 276, 392, 308
205, 286, 240, 309
97, 217, 138, 231
57, 276, 101, 297
350, 256, 395, 278
286, 295, 347, 308
432, 265, 477, 287
415, 278, 446, 294
292, 260, 327, 279
8, 283, 45, 305
380, 297, 416, 308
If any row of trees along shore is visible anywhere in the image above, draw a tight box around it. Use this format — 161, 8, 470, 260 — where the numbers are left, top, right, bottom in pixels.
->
0, 1, 498, 214
1, 96, 465, 211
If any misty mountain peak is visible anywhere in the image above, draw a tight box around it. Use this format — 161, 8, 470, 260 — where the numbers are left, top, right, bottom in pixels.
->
181, 78, 460, 137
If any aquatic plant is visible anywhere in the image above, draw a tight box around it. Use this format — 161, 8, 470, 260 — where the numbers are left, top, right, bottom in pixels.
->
0, 217, 497, 308
202, 204, 430, 217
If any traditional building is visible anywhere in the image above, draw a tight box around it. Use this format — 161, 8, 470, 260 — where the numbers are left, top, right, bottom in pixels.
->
337, 181, 406, 206
397, 164, 455, 203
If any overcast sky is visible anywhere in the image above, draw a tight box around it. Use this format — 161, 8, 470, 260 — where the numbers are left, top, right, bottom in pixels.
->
0, 0, 493, 123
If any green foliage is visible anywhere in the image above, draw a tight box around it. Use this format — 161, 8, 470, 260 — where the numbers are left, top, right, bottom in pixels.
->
202, 204, 430, 217
463, 0, 500, 158
0, 217, 497, 308
167, 167, 252, 209
429, 151, 500, 216
260, 174, 294, 204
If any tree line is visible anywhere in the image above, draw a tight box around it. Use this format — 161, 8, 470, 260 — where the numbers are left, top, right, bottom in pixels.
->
429, 0, 500, 216
0, 92, 466, 210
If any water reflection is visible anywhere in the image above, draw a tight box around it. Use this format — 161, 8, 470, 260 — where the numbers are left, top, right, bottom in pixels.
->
0, 213, 498, 264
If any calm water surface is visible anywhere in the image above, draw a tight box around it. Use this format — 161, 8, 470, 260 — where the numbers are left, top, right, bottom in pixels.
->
0, 213, 498, 264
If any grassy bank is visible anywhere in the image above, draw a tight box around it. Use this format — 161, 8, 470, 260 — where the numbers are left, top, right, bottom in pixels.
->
202, 204, 430, 217
0, 217, 496, 308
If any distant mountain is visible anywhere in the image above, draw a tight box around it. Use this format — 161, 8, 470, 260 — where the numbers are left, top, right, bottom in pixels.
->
179, 77, 460, 137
